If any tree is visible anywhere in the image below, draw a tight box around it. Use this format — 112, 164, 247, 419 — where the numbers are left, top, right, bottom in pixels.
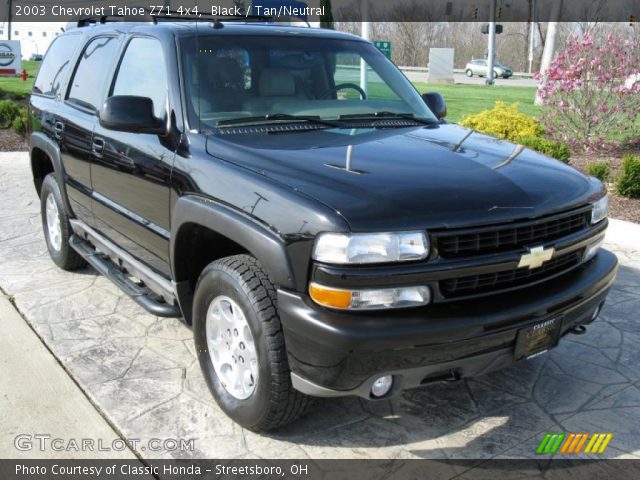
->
536, 32, 640, 150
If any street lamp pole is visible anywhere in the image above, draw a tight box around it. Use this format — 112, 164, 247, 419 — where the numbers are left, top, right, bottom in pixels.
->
486, 0, 497, 85
7, 0, 13, 40
360, 0, 369, 95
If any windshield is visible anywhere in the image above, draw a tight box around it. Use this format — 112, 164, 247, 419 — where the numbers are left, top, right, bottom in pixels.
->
180, 33, 436, 129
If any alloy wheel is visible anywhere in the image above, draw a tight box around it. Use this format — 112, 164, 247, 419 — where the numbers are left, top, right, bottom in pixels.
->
205, 295, 259, 400
45, 193, 62, 252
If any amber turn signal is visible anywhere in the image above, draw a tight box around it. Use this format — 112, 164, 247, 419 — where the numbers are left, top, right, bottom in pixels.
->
309, 283, 352, 309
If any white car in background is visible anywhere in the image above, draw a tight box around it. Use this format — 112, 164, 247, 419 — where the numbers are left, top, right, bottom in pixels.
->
465, 59, 513, 79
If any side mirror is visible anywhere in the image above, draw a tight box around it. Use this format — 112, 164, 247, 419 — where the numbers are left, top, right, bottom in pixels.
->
99, 96, 167, 135
422, 92, 447, 120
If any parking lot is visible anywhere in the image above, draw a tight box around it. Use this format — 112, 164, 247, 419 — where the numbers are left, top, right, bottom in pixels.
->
1, 152, 639, 465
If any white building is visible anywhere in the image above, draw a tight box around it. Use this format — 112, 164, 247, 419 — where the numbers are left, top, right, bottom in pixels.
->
0, 22, 66, 60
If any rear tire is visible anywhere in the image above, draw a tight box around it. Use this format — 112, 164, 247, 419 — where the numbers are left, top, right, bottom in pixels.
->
466, 69, 473, 77
40, 174, 86, 271
193, 254, 312, 431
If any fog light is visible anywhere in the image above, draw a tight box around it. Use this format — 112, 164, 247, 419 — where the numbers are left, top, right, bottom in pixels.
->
309, 283, 431, 310
584, 236, 605, 262
371, 375, 393, 398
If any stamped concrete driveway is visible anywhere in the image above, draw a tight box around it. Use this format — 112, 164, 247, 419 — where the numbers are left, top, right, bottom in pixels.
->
1, 152, 639, 462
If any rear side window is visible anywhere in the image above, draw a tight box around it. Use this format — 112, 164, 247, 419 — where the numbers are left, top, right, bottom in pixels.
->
111, 37, 168, 118
67, 36, 120, 111
33, 34, 82, 97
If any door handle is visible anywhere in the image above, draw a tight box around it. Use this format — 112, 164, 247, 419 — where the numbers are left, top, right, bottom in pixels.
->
92, 137, 105, 156
53, 121, 64, 139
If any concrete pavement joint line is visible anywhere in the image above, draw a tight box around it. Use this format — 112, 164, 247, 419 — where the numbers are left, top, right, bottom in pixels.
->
1, 289, 153, 470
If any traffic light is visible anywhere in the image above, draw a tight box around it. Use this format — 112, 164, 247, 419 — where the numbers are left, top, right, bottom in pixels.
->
472, 6, 478, 19
631, 14, 637, 27
497, 7, 502, 19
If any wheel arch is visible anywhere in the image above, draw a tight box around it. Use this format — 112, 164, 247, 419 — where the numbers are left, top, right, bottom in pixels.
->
170, 195, 297, 324
29, 132, 73, 215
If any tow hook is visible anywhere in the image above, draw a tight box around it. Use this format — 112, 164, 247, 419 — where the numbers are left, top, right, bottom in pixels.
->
569, 325, 587, 335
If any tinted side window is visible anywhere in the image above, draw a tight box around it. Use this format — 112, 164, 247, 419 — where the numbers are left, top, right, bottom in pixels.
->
33, 34, 82, 97
112, 37, 168, 118
68, 36, 119, 111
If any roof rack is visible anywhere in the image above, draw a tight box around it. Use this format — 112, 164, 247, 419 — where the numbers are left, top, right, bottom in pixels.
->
76, 10, 275, 28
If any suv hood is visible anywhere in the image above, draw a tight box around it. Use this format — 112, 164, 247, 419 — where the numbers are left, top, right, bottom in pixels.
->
206, 124, 601, 231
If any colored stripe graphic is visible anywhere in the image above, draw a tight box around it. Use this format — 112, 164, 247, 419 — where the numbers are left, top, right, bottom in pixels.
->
537, 433, 613, 455
536, 433, 566, 454
560, 433, 575, 454
585, 433, 614, 454
574, 433, 589, 453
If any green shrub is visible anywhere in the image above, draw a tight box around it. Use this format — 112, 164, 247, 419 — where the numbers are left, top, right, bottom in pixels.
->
459, 101, 544, 142
617, 155, 640, 198
519, 136, 571, 163
10, 107, 28, 138
584, 161, 611, 182
0, 99, 21, 128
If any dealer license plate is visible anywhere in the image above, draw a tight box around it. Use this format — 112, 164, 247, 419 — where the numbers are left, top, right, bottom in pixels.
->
515, 317, 562, 360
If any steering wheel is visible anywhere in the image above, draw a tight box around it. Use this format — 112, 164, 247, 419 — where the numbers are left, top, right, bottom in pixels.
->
320, 83, 367, 100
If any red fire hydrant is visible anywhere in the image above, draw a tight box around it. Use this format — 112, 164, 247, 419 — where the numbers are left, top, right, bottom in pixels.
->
20, 68, 28, 81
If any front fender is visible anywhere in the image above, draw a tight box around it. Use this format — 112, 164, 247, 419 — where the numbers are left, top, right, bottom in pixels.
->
170, 195, 296, 290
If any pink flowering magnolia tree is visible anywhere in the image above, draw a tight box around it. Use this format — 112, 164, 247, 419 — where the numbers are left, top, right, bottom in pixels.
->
536, 33, 640, 151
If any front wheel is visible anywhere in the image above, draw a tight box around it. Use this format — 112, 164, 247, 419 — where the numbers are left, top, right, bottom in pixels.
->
40, 174, 86, 271
466, 69, 473, 77
193, 255, 312, 431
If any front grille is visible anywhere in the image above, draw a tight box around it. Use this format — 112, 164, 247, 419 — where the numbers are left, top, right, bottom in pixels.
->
437, 211, 588, 258
440, 250, 582, 298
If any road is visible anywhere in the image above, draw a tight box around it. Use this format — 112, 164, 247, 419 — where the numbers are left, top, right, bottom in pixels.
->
401, 70, 538, 87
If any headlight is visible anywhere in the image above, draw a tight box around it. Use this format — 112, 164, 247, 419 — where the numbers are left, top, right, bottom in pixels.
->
309, 283, 431, 310
312, 231, 429, 264
591, 195, 608, 224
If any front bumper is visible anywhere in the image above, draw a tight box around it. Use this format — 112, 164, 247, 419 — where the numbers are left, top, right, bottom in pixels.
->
278, 249, 618, 399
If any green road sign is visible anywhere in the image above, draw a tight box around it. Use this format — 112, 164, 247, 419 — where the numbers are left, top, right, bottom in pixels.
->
373, 41, 392, 59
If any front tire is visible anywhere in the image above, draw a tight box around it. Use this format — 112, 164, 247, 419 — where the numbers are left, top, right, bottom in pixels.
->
193, 255, 312, 431
466, 69, 473, 77
40, 174, 86, 271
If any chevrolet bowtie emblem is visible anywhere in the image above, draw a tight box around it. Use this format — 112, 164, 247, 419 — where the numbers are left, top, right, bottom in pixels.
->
518, 246, 555, 269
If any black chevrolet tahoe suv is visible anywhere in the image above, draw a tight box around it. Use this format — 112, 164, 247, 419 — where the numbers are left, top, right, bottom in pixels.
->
29, 18, 617, 431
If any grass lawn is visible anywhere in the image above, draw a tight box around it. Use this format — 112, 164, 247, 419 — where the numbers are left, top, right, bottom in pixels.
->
2, 63, 540, 123
413, 82, 541, 123
0, 61, 40, 98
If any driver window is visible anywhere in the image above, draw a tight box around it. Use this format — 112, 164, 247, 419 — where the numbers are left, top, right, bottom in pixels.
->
111, 37, 168, 119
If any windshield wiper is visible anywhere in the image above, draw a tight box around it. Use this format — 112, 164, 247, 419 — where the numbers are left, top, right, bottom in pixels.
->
339, 112, 438, 126
217, 113, 342, 128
